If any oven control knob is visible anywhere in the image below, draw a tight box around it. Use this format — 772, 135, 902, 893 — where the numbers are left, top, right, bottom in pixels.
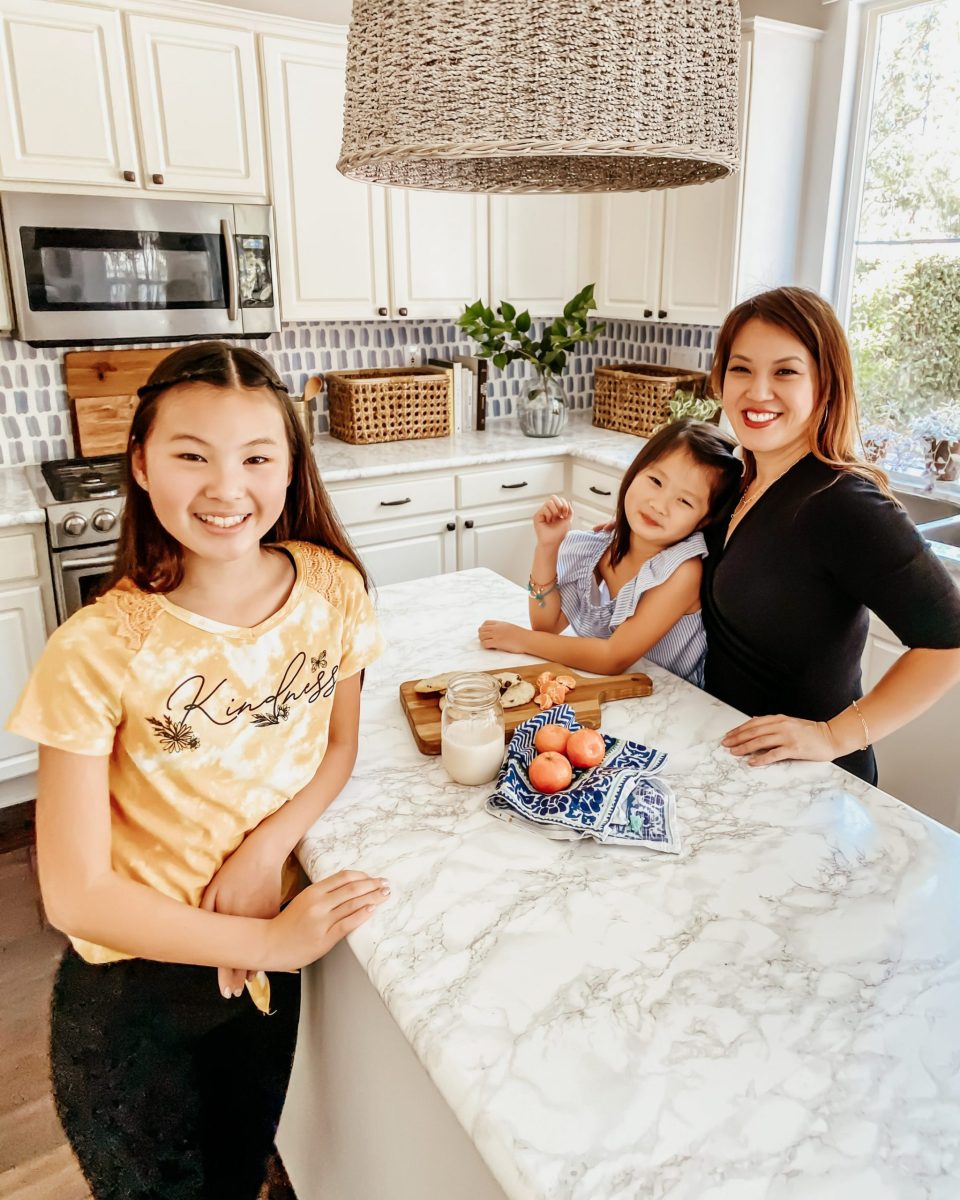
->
92, 509, 117, 533
63, 513, 87, 537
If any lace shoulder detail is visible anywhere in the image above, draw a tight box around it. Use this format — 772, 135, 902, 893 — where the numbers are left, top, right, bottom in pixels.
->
96, 580, 163, 651
291, 542, 342, 606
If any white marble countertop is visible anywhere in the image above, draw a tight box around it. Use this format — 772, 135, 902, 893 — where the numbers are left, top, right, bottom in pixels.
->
313, 411, 642, 483
0, 466, 43, 528
297, 568, 960, 1200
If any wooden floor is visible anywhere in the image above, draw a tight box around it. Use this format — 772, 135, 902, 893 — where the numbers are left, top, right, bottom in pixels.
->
0, 806, 295, 1200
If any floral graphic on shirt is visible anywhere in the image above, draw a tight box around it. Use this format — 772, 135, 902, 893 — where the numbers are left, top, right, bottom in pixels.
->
147, 715, 200, 753
310, 651, 327, 673
250, 704, 291, 728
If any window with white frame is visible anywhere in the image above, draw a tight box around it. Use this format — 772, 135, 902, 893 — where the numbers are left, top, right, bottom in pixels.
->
841, 0, 960, 480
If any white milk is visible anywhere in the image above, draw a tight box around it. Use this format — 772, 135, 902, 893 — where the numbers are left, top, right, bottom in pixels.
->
441, 718, 505, 786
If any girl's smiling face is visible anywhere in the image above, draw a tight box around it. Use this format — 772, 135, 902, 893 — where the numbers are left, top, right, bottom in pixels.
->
132, 383, 291, 567
622, 447, 715, 547
722, 318, 819, 458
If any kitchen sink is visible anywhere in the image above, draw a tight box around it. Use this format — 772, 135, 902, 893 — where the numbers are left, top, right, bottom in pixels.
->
892, 489, 960, 525
920, 516, 960, 549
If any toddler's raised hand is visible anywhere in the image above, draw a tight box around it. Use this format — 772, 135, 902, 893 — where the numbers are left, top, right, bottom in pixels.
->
266, 870, 390, 971
533, 495, 573, 548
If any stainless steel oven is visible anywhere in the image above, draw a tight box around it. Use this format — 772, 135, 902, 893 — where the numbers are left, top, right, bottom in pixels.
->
1, 192, 278, 346
55, 545, 117, 621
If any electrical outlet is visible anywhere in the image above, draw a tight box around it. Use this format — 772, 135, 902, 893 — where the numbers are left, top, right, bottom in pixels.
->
670, 347, 702, 371
405, 348, 422, 366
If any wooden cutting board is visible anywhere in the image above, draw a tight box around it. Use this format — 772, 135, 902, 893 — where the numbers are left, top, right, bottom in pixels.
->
399, 661, 653, 756
64, 348, 173, 456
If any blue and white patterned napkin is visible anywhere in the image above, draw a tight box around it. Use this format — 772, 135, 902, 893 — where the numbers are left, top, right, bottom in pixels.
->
486, 705, 680, 853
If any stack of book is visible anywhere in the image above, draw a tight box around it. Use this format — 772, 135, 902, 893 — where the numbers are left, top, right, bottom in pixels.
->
426, 354, 488, 434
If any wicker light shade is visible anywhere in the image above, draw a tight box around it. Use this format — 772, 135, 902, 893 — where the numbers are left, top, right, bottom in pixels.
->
338, 0, 742, 194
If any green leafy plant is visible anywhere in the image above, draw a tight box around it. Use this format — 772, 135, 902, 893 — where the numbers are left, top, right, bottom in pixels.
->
662, 388, 720, 427
457, 283, 605, 378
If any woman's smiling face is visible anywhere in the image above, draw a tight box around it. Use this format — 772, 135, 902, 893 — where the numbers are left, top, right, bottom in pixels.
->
722, 318, 819, 459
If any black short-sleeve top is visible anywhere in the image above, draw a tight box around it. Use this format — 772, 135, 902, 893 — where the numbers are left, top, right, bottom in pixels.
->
701, 454, 960, 782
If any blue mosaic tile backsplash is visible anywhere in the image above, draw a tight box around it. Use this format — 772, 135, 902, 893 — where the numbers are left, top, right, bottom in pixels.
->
0, 317, 717, 467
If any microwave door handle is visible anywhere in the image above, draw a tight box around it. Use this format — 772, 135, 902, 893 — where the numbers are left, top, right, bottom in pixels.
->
221, 218, 239, 322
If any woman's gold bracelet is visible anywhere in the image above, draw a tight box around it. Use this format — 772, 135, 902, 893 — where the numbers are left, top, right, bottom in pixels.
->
850, 698, 870, 751
527, 574, 558, 607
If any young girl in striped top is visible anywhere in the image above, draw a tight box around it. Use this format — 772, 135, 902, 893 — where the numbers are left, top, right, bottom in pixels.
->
479, 420, 742, 685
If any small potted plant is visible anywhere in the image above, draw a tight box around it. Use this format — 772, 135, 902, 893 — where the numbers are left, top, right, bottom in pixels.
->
911, 404, 960, 482
458, 284, 605, 438
660, 388, 721, 429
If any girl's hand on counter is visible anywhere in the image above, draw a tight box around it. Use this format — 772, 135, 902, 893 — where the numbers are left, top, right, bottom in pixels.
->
201, 833, 285, 998
265, 870, 390, 971
533, 495, 573, 549
478, 620, 530, 655
722, 714, 839, 766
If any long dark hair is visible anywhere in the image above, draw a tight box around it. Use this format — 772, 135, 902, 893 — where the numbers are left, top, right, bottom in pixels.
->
106, 341, 368, 593
608, 419, 742, 567
708, 286, 894, 498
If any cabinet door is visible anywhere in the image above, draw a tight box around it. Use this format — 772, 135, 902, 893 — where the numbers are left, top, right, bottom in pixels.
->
261, 35, 389, 320
351, 517, 457, 588
0, 586, 47, 783
594, 192, 664, 320
861, 627, 960, 832
388, 191, 488, 318
127, 15, 266, 196
571, 502, 614, 533
660, 175, 740, 326
489, 195, 581, 317
458, 502, 541, 588
0, 0, 139, 187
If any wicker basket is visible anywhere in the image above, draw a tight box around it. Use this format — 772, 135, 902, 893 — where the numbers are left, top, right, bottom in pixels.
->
325, 366, 451, 445
592, 363, 708, 438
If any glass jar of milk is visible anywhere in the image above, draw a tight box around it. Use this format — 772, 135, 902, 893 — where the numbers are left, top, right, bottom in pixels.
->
440, 673, 506, 786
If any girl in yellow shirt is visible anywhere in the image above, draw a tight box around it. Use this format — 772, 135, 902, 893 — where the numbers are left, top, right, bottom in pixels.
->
8, 342, 388, 1199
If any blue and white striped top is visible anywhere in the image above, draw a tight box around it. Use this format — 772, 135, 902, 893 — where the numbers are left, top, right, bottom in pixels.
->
556, 529, 708, 686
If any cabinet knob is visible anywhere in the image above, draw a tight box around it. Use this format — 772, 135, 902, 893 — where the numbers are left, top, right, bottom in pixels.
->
643, 309, 653, 318
152, 172, 164, 185
446, 521, 456, 532
658, 309, 667, 319
122, 169, 136, 182
377, 306, 388, 316
398, 307, 408, 317
464, 519, 474, 529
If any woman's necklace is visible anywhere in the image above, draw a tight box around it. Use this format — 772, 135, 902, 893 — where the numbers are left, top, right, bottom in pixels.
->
731, 452, 809, 520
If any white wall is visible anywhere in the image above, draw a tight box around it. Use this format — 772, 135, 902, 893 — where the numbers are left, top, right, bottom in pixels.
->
741, 0, 828, 28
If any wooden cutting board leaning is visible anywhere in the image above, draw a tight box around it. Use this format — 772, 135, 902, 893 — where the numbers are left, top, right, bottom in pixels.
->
398, 661, 654, 756
64, 347, 323, 456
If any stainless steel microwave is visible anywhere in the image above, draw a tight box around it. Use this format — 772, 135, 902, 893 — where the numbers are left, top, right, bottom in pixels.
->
0, 192, 279, 345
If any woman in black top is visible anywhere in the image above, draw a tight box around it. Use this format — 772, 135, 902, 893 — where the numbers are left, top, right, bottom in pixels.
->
701, 287, 960, 784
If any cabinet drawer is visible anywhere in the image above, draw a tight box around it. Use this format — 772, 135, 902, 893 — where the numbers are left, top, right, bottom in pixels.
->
571, 463, 620, 512
0, 533, 38, 584
457, 461, 564, 509
328, 476, 455, 527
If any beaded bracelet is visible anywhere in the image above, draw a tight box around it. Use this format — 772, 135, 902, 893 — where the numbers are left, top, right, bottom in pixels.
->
850, 698, 870, 751
527, 574, 558, 607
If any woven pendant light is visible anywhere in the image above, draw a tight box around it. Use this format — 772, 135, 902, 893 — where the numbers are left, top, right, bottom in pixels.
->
338, 0, 742, 193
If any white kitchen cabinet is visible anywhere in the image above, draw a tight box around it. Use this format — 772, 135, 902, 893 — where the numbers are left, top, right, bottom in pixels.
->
389, 190, 488, 319
126, 15, 266, 196
570, 462, 619, 515
0, 526, 55, 807
489, 195, 583, 318
457, 502, 543, 588
861, 619, 960, 832
0, 0, 140, 188
592, 19, 821, 327
262, 31, 485, 321
351, 515, 458, 589
261, 34, 389, 321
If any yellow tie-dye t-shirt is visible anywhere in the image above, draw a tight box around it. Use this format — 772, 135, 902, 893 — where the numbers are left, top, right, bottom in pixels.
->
7, 541, 385, 964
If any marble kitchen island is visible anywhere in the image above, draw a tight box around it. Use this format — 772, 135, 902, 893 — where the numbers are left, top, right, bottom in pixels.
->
278, 568, 960, 1200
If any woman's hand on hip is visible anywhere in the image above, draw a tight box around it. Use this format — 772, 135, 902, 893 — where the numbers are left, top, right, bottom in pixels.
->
266, 870, 390, 971
722, 714, 840, 766
478, 620, 530, 654
533, 495, 573, 548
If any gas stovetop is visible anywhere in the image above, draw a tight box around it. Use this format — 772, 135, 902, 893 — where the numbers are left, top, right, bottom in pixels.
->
39, 455, 126, 503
